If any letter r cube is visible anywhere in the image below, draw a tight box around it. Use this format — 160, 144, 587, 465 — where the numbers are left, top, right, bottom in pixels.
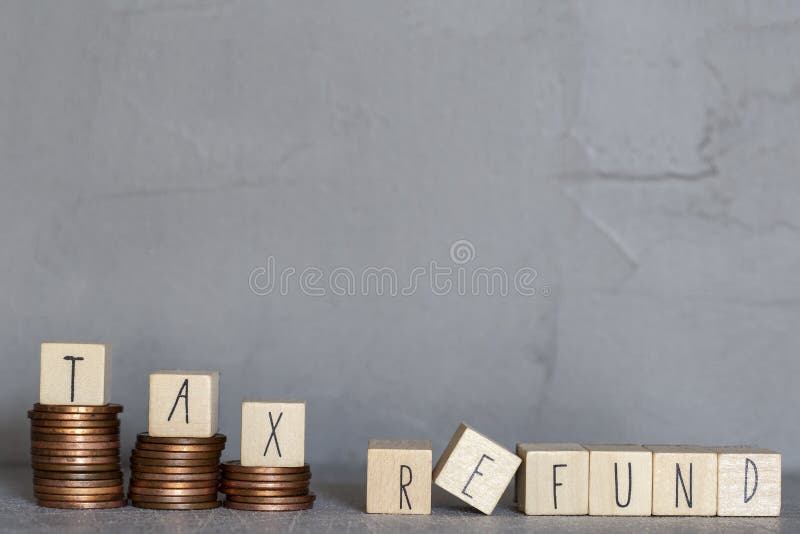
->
367, 440, 432, 514
241, 400, 305, 467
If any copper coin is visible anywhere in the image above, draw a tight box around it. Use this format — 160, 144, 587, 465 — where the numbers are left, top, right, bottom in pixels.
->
131, 471, 220, 481
130, 479, 218, 489
136, 432, 226, 445
33, 480, 122, 493
31, 447, 119, 457
34, 484, 124, 495
30, 425, 119, 435
128, 486, 218, 496
33, 403, 123, 414
221, 479, 309, 490
31, 455, 119, 465
37, 499, 126, 509
34, 492, 124, 502
219, 487, 309, 497
131, 500, 220, 510
221, 461, 309, 474
31, 440, 120, 450
129, 464, 218, 474
32, 462, 121, 472
30, 419, 119, 428
136, 442, 225, 453
132, 449, 221, 460
222, 471, 311, 482
130, 457, 219, 467
33, 469, 122, 480
226, 493, 315, 504
223, 500, 313, 511
28, 410, 119, 421
31, 432, 120, 442
128, 494, 217, 504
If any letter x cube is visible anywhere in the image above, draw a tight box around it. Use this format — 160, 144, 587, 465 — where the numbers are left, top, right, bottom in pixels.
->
241, 400, 306, 467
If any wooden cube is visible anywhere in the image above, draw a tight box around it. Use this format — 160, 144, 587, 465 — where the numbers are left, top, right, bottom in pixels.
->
39, 343, 111, 406
716, 447, 781, 516
241, 400, 305, 467
646, 445, 717, 516
366, 440, 432, 514
586, 444, 652, 516
148, 371, 219, 437
516, 443, 589, 515
433, 423, 521, 515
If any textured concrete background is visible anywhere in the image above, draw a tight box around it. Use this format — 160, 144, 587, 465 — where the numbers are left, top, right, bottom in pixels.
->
1, 1, 799, 472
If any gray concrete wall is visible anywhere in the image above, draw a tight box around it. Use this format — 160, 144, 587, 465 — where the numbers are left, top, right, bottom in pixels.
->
1, 1, 798, 469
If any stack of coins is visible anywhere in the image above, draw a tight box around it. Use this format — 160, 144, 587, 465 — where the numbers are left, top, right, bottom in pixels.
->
29, 403, 125, 509
220, 461, 315, 511
128, 432, 225, 510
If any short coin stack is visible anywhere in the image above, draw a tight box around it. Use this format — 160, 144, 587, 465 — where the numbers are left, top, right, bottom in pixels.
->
220, 461, 315, 511
128, 432, 226, 510
29, 403, 125, 509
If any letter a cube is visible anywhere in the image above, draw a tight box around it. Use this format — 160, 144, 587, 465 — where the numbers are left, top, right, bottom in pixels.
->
366, 440, 432, 514
148, 371, 219, 437
241, 400, 305, 467
40, 343, 111, 405
433, 423, 521, 515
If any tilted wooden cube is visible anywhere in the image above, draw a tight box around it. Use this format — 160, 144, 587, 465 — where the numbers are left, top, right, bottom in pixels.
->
586, 444, 653, 516
366, 440, 432, 514
241, 400, 305, 467
716, 447, 781, 516
646, 445, 718, 516
516, 443, 589, 515
433, 423, 521, 515
40, 343, 111, 406
148, 371, 219, 437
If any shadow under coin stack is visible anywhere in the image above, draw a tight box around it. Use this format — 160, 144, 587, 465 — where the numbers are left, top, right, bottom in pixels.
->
29, 403, 125, 509
128, 433, 225, 510
220, 461, 315, 511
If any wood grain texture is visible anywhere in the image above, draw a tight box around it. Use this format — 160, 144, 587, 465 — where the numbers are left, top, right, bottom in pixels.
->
516, 443, 588, 515
585, 444, 652, 516
241, 400, 305, 467
433, 423, 521, 515
40, 343, 111, 406
716, 446, 781, 516
148, 371, 219, 438
645, 445, 717, 516
366, 440, 431, 514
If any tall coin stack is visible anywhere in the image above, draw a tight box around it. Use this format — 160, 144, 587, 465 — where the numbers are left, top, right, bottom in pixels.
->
29, 403, 125, 509
220, 461, 315, 511
128, 433, 226, 510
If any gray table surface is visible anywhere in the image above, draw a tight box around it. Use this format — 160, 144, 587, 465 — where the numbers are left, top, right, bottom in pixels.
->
0, 465, 796, 533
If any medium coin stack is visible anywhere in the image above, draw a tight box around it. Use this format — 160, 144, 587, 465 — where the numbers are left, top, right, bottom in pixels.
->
128, 432, 225, 510
220, 461, 315, 511
29, 403, 125, 509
